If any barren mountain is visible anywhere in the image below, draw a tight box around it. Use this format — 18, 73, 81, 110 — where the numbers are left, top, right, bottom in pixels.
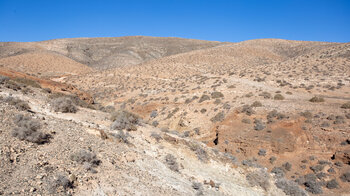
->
1, 36, 350, 196
0, 36, 224, 70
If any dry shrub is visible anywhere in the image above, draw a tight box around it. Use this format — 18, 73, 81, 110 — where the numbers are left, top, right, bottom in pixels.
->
12, 114, 49, 144
51, 97, 77, 113
246, 169, 270, 191
110, 110, 140, 131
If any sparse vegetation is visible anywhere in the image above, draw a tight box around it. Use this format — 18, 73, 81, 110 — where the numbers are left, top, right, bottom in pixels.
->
51, 97, 78, 113
251, 101, 262, 107
210, 111, 225, 122
254, 119, 265, 131
275, 178, 307, 196
12, 114, 49, 144
341, 102, 350, 109
70, 150, 100, 172
198, 94, 210, 103
4, 96, 31, 111
12, 77, 41, 88
165, 154, 179, 172
246, 169, 270, 191
48, 174, 73, 193
326, 179, 339, 189
242, 118, 251, 124
150, 132, 162, 142
211, 91, 224, 99
340, 172, 350, 182
274, 94, 284, 100
0, 75, 10, 84
309, 96, 325, 103
110, 110, 140, 131
241, 105, 255, 116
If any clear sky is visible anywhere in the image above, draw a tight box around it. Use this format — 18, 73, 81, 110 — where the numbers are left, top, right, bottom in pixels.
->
0, 0, 349, 42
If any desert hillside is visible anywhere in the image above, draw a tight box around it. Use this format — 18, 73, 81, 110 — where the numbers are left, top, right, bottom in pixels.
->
0, 36, 224, 70
0, 36, 350, 196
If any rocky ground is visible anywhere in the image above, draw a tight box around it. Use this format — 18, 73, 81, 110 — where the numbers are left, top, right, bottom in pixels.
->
0, 36, 350, 195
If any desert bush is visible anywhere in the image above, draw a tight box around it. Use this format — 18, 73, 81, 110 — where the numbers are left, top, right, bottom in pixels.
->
274, 94, 285, 100
200, 108, 207, 113
341, 102, 350, 109
258, 149, 266, 156
100, 105, 115, 113
110, 130, 130, 143
152, 120, 159, 127
198, 94, 210, 103
246, 169, 270, 191
346, 113, 350, 119
210, 111, 225, 122
241, 105, 255, 116
49, 92, 92, 109
189, 143, 209, 162
12, 114, 49, 144
310, 164, 324, 173
269, 156, 276, 164
304, 180, 322, 194
251, 101, 262, 107
211, 91, 224, 99
0, 75, 10, 84
70, 150, 100, 172
271, 167, 285, 178
48, 174, 73, 193
340, 172, 350, 182
150, 110, 158, 118
51, 97, 77, 113
110, 110, 140, 131
150, 132, 162, 142
192, 182, 203, 190
12, 77, 41, 88
259, 92, 272, 99
4, 80, 21, 91
214, 98, 221, 104
245, 92, 254, 97
165, 154, 179, 172
4, 96, 31, 111
242, 118, 251, 124
300, 111, 312, 118
309, 96, 325, 103
326, 179, 339, 189
282, 162, 292, 171
275, 178, 307, 196
254, 119, 265, 131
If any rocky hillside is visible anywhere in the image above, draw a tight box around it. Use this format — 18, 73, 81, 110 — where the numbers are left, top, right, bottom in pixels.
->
1, 36, 350, 195
0, 36, 224, 70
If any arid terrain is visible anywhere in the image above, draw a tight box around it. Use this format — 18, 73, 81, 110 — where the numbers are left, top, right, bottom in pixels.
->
0, 36, 349, 196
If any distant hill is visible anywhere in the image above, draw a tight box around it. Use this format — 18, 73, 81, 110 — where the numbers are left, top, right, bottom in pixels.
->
0, 36, 225, 70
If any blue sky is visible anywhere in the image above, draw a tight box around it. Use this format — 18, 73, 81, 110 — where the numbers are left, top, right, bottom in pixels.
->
0, 0, 349, 42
